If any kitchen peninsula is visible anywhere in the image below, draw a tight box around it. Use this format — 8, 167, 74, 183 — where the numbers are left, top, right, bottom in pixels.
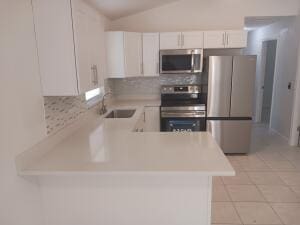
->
16, 100, 234, 225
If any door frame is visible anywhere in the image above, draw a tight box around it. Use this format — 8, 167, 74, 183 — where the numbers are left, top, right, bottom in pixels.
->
256, 37, 279, 129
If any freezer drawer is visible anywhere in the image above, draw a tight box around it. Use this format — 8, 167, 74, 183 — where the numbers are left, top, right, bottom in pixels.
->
207, 120, 252, 154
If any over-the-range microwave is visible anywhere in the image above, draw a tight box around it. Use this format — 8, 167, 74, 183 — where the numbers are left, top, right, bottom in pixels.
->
159, 49, 203, 74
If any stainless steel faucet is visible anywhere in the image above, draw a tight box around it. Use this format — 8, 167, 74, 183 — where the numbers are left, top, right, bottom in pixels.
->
100, 92, 112, 115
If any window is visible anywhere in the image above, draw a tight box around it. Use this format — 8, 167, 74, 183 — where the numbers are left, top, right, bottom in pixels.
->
85, 88, 100, 101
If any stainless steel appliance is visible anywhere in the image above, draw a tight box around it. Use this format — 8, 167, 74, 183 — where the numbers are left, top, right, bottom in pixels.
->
160, 85, 207, 132
206, 56, 256, 153
160, 49, 203, 74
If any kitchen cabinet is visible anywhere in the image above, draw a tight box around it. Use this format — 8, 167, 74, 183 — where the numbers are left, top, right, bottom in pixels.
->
145, 107, 160, 132
226, 30, 248, 48
134, 111, 145, 132
32, 0, 105, 96
160, 32, 181, 50
142, 33, 160, 76
204, 30, 247, 49
160, 32, 204, 49
181, 31, 204, 49
106, 32, 143, 78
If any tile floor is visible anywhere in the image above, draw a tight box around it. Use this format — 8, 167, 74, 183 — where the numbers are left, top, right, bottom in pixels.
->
212, 124, 300, 225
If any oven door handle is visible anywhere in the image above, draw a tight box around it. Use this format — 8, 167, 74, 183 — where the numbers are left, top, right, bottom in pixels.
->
191, 50, 195, 72
161, 111, 206, 118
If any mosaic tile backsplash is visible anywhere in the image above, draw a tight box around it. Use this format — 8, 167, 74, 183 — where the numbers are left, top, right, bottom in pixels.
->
44, 96, 88, 135
108, 74, 207, 98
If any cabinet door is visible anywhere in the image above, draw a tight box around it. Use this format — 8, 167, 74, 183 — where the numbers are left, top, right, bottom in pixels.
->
124, 32, 143, 77
145, 107, 160, 132
204, 31, 225, 49
105, 32, 125, 78
159, 32, 181, 50
72, 7, 92, 93
89, 12, 106, 88
32, 0, 78, 96
182, 31, 204, 49
142, 33, 160, 76
226, 30, 248, 48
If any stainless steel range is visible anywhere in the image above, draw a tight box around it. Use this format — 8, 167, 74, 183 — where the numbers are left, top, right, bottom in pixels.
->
160, 85, 207, 132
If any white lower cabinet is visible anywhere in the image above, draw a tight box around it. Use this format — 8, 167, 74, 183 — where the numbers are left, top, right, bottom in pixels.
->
134, 107, 160, 132
32, 0, 105, 96
134, 112, 145, 132
145, 107, 160, 132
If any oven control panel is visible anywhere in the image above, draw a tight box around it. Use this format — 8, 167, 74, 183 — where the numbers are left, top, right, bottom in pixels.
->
161, 85, 200, 94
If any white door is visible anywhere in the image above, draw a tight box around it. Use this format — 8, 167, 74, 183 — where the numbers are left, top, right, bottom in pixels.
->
145, 107, 160, 132
181, 31, 204, 49
226, 30, 248, 48
160, 32, 181, 50
124, 32, 143, 77
73, 8, 92, 93
203, 31, 225, 49
142, 33, 160, 76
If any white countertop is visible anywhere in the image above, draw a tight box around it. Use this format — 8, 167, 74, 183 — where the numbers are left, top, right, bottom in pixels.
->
17, 99, 235, 176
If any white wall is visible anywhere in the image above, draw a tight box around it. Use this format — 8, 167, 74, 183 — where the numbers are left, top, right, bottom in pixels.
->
245, 17, 299, 140
108, 0, 299, 31
0, 0, 47, 224
290, 15, 300, 146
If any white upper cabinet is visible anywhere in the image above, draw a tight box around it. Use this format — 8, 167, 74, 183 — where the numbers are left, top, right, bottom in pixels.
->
106, 32, 143, 78
204, 30, 247, 49
32, 0, 105, 96
142, 33, 160, 76
160, 32, 181, 50
124, 32, 143, 77
160, 32, 203, 49
204, 31, 225, 49
181, 31, 204, 49
225, 30, 248, 48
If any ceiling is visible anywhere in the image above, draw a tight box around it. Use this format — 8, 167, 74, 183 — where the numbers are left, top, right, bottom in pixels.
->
244, 16, 292, 30
85, 0, 179, 20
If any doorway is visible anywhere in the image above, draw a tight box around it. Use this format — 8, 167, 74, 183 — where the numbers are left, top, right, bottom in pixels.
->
261, 40, 277, 125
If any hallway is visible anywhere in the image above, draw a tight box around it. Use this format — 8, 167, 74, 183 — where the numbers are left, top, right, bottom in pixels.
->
212, 124, 300, 225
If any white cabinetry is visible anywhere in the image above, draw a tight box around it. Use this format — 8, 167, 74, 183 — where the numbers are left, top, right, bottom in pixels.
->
142, 33, 160, 76
181, 31, 204, 49
204, 30, 247, 49
226, 30, 248, 48
145, 107, 160, 132
106, 32, 143, 78
32, 0, 105, 96
160, 32, 182, 50
160, 32, 203, 49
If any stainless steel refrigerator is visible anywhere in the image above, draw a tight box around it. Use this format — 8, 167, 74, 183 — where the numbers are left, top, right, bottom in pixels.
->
206, 56, 256, 154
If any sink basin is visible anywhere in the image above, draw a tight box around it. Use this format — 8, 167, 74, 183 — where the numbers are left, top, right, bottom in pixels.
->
105, 109, 136, 118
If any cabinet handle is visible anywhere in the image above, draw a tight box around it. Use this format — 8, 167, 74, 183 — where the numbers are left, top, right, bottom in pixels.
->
181, 34, 184, 47
91, 65, 98, 86
156, 62, 159, 75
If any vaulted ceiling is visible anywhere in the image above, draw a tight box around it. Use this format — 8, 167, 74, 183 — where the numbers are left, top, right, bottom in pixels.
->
85, 0, 179, 19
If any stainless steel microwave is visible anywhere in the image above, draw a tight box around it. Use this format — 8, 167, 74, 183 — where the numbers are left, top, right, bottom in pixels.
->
159, 49, 203, 74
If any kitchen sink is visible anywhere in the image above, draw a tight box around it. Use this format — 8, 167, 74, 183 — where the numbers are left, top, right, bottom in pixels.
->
105, 109, 136, 118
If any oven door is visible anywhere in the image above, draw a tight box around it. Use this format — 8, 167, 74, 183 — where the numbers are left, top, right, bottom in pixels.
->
160, 110, 206, 132
160, 49, 203, 74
